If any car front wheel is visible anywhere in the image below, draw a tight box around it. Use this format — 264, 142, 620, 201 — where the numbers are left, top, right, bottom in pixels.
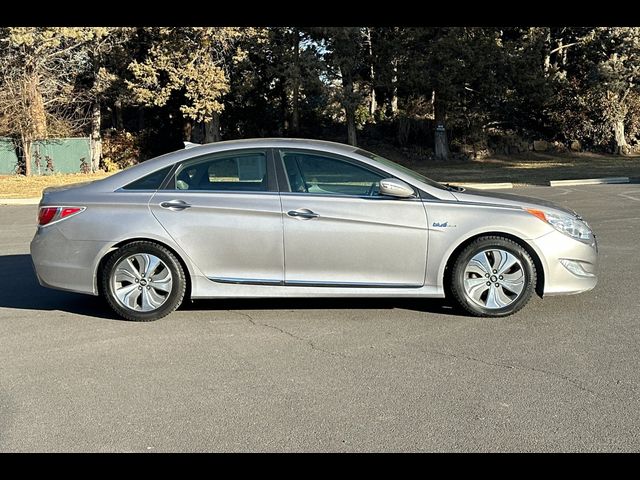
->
449, 236, 536, 317
101, 241, 186, 321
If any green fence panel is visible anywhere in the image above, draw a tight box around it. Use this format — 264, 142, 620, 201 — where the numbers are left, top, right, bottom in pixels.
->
0, 137, 91, 175
0, 137, 20, 174
30, 138, 91, 175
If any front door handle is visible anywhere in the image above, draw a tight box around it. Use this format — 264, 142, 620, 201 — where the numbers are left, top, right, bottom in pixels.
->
287, 208, 319, 219
160, 200, 191, 210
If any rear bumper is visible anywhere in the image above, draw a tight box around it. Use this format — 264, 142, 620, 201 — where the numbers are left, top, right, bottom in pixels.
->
30, 225, 110, 296
529, 230, 598, 296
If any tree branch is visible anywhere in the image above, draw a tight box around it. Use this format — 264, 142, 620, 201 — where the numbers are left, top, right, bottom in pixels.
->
549, 41, 580, 55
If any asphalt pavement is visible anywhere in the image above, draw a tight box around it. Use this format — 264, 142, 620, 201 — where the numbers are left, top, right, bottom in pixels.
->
0, 185, 639, 452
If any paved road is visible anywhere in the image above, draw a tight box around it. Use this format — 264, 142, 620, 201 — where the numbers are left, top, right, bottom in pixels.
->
0, 185, 639, 452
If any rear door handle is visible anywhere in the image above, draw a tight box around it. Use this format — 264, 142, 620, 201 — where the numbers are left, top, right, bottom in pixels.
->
287, 208, 319, 219
160, 200, 191, 210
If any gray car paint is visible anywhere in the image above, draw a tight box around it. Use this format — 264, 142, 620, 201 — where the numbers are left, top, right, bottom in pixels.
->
30, 138, 597, 302
280, 193, 428, 286
451, 187, 578, 216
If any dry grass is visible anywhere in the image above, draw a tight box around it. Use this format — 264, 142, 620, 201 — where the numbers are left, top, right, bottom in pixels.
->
0, 172, 114, 198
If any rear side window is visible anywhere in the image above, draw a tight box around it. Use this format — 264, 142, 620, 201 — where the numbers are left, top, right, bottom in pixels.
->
173, 152, 268, 192
122, 166, 172, 190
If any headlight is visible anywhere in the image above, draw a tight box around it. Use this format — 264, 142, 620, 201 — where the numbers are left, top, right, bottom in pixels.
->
525, 208, 593, 243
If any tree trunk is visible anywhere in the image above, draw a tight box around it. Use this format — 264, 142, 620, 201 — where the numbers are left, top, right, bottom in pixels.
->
20, 73, 46, 175
433, 92, 449, 161
543, 28, 551, 74
613, 118, 628, 155
204, 113, 221, 143
21, 135, 32, 177
279, 76, 289, 135
346, 109, 357, 147
370, 86, 378, 119
291, 29, 300, 135
25, 73, 47, 139
558, 38, 567, 67
340, 65, 357, 146
137, 108, 145, 131
182, 117, 192, 142
390, 58, 398, 115
553, 38, 562, 69
366, 27, 377, 119
90, 102, 102, 172
114, 99, 124, 130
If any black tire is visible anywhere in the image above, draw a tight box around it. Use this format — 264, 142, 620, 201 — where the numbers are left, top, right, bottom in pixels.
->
101, 241, 186, 322
449, 236, 536, 317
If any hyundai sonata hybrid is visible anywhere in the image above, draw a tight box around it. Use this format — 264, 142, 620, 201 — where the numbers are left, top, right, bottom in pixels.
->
30, 138, 597, 321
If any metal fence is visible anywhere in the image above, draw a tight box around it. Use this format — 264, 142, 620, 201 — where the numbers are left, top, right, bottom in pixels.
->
0, 137, 91, 175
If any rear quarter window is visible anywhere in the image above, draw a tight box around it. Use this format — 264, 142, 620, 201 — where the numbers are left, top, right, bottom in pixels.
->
122, 166, 172, 190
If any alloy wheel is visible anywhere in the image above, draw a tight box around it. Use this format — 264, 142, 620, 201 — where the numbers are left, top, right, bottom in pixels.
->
111, 253, 173, 312
462, 248, 526, 309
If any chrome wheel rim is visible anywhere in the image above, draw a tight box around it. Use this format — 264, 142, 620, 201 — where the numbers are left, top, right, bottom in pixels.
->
111, 253, 173, 312
463, 249, 525, 309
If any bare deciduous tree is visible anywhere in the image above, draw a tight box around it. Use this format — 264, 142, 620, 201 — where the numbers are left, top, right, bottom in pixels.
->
0, 27, 109, 174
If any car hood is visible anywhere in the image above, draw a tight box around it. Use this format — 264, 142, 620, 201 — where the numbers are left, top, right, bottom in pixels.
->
450, 187, 578, 216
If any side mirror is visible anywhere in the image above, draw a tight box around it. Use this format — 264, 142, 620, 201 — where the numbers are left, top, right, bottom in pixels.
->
379, 178, 415, 198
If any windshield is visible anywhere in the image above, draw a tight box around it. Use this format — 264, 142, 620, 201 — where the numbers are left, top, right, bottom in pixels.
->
354, 148, 448, 191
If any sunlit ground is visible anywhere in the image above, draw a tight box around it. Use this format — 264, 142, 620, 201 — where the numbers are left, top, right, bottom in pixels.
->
0, 171, 114, 198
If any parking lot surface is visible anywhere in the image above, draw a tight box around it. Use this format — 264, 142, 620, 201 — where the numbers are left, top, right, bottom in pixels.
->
0, 185, 639, 452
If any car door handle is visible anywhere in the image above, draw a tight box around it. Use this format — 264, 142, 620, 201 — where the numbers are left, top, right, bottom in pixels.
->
160, 200, 191, 210
287, 209, 319, 219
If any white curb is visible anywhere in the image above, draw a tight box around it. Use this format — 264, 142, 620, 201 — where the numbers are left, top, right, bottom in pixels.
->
451, 182, 514, 190
549, 177, 629, 186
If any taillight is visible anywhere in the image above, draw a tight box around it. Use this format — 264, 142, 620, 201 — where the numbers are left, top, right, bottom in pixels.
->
38, 207, 58, 226
37, 206, 85, 226
60, 207, 83, 219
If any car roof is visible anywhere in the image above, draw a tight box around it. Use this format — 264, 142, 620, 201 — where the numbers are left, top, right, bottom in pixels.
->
185, 137, 359, 153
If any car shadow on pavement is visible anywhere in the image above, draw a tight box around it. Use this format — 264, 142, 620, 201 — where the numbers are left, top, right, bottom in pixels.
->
0, 254, 119, 320
182, 295, 462, 317
0, 254, 462, 320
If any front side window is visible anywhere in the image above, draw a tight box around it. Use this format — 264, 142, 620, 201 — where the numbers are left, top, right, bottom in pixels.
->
173, 152, 268, 192
281, 151, 384, 196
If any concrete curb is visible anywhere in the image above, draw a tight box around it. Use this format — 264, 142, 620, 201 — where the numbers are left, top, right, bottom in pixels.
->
451, 182, 514, 190
0, 197, 40, 205
549, 177, 630, 186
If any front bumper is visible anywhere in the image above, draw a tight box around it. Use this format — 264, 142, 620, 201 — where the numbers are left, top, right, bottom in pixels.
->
529, 230, 598, 296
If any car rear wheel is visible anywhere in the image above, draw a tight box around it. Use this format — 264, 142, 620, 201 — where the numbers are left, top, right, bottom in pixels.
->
449, 236, 536, 317
101, 241, 186, 321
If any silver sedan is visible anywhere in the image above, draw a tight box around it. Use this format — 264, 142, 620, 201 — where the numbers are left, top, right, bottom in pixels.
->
30, 138, 598, 321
